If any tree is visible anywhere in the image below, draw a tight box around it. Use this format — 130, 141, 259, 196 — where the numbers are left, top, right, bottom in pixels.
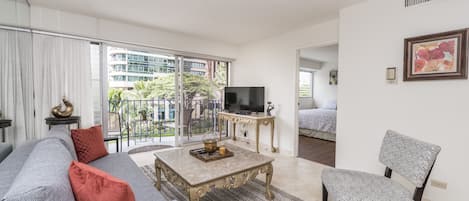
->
123, 81, 149, 100
128, 73, 213, 134
143, 73, 212, 103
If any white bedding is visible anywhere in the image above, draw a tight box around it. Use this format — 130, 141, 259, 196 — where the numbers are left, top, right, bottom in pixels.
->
298, 108, 336, 134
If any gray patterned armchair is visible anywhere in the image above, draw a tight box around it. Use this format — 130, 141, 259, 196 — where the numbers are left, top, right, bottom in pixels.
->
321, 130, 441, 201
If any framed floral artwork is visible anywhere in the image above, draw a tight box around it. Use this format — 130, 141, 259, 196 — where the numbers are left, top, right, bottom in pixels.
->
404, 29, 468, 81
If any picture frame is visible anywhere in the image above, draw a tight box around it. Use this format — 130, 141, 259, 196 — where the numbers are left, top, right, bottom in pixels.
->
404, 29, 468, 81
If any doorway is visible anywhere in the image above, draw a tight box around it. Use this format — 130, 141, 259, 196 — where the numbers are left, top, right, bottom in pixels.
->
296, 44, 338, 167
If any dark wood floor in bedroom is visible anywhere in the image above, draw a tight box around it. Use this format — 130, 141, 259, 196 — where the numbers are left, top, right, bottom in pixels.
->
298, 135, 336, 167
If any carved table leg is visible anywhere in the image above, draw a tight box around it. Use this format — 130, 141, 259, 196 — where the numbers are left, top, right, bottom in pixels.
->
256, 121, 260, 153
270, 120, 277, 153
155, 159, 161, 191
232, 122, 237, 141
265, 163, 275, 200
189, 188, 200, 201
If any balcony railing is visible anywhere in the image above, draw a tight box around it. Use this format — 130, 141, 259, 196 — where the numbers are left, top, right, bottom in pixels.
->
109, 99, 224, 144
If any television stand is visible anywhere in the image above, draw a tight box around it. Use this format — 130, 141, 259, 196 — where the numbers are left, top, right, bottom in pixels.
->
217, 112, 277, 153
236, 110, 252, 115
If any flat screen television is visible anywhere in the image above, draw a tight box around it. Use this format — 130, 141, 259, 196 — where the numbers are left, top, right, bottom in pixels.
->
224, 87, 265, 114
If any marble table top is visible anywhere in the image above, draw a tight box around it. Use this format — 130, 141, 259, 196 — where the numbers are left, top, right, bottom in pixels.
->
154, 143, 274, 186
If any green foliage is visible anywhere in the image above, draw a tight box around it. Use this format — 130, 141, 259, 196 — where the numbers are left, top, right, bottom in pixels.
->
108, 88, 124, 112
180, 73, 212, 101
147, 74, 176, 99
122, 81, 149, 100
213, 62, 228, 90
124, 73, 213, 101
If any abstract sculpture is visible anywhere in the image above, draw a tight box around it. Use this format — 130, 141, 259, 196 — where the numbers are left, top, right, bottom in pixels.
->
51, 97, 74, 118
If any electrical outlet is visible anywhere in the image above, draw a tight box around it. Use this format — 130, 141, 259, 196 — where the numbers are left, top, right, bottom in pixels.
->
430, 179, 447, 190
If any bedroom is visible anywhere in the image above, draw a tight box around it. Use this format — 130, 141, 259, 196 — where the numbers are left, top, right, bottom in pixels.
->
297, 44, 338, 167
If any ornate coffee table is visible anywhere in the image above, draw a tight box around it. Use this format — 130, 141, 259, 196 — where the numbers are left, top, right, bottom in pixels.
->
154, 144, 275, 201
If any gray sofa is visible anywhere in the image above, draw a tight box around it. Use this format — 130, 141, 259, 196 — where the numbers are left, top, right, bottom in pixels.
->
0, 126, 166, 201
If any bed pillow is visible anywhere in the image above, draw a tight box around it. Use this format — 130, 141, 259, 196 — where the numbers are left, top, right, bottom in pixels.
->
71, 125, 108, 163
322, 101, 337, 110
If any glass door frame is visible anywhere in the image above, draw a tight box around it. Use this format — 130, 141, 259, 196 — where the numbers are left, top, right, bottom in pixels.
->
175, 56, 231, 145
101, 43, 182, 147
175, 56, 184, 147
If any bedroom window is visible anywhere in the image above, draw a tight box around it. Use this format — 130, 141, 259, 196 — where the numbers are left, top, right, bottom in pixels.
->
299, 71, 313, 98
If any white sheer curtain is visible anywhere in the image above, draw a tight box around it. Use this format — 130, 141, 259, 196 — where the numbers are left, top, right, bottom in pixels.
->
32, 34, 94, 139
0, 29, 35, 147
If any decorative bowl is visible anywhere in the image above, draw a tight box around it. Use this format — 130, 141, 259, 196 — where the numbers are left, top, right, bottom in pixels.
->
203, 139, 218, 154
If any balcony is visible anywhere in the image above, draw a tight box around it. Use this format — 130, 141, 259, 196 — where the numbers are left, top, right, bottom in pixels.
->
107, 99, 226, 152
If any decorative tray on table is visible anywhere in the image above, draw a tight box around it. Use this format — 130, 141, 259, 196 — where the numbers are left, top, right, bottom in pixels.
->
189, 147, 234, 162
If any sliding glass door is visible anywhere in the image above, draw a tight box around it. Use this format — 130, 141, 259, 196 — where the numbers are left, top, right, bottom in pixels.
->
103, 45, 178, 150
179, 57, 229, 144
100, 45, 230, 150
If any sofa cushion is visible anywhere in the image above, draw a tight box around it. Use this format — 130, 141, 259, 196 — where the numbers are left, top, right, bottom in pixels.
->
48, 125, 78, 160
71, 125, 108, 163
89, 153, 166, 201
1, 138, 75, 201
0, 141, 38, 198
69, 161, 135, 201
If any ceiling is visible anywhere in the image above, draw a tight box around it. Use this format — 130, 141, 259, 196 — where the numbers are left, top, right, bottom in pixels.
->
28, 0, 363, 45
300, 44, 339, 63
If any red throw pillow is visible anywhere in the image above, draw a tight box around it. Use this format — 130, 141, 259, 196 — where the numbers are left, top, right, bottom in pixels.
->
71, 125, 108, 163
69, 161, 135, 201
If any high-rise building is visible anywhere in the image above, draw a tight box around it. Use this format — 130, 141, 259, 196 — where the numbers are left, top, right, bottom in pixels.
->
108, 47, 208, 89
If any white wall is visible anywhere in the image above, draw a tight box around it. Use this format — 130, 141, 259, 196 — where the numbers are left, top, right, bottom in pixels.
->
28, 6, 238, 58
232, 20, 338, 155
338, 0, 469, 200
314, 61, 338, 108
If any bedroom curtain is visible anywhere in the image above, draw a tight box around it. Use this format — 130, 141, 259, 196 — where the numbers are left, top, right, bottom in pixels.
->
0, 29, 35, 147
32, 34, 94, 139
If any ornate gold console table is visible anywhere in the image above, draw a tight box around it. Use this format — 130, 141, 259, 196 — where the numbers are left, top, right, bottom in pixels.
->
217, 112, 277, 153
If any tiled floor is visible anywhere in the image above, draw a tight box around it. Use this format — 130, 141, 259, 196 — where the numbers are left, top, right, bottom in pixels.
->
129, 139, 330, 201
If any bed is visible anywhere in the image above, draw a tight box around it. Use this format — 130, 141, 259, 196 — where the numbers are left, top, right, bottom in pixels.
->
298, 108, 336, 142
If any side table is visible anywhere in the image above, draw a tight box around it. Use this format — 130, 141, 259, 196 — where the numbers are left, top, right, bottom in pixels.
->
45, 116, 81, 130
0, 120, 12, 143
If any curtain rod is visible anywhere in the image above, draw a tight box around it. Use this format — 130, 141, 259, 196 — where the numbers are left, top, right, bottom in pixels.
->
0, 24, 235, 62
